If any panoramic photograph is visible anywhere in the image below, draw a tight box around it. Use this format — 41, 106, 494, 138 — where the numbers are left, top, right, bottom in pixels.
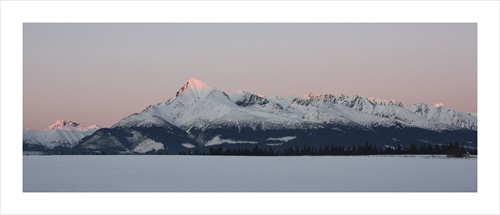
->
23, 23, 477, 192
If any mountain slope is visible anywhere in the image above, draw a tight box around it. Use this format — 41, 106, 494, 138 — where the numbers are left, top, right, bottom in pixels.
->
75, 125, 197, 154
23, 120, 100, 150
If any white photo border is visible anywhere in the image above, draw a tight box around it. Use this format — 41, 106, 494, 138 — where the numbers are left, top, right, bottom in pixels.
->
1, 1, 499, 215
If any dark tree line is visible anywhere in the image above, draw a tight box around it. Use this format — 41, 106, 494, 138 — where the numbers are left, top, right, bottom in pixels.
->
178, 142, 477, 157
30, 141, 475, 156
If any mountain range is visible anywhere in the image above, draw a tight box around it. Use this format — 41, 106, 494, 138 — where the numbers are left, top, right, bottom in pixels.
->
24, 78, 477, 154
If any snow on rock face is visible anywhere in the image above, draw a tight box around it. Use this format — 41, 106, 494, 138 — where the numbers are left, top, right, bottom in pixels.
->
113, 112, 173, 128
231, 91, 269, 107
115, 78, 239, 131
24, 120, 100, 149
181, 143, 196, 148
112, 78, 477, 139
267, 136, 296, 142
132, 139, 164, 154
205, 135, 258, 146
48, 120, 81, 130
408, 103, 477, 130
47, 119, 99, 131
367, 97, 402, 106
175, 77, 217, 100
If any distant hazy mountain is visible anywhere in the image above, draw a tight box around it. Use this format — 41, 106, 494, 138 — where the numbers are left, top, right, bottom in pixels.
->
23, 120, 100, 151
72, 78, 476, 154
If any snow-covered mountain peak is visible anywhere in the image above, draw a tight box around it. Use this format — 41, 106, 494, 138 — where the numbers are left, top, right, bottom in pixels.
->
25, 120, 101, 149
186, 77, 209, 90
174, 78, 217, 100
115, 78, 236, 129
229, 90, 249, 102
367, 97, 403, 106
47, 120, 82, 130
434, 103, 444, 108
230, 91, 273, 107
46, 120, 100, 131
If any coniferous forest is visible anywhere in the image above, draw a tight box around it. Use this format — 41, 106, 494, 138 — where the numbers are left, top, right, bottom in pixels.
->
44, 141, 476, 157
176, 142, 476, 157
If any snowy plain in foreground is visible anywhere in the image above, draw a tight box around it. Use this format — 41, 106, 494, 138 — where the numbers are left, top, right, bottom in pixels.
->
23, 155, 476, 192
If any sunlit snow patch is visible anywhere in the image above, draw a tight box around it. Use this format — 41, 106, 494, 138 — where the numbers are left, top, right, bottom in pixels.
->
434, 103, 444, 107
266, 136, 296, 142
133, 139, 164, 154
181, 143, 196, 148
205, 135, 258, 146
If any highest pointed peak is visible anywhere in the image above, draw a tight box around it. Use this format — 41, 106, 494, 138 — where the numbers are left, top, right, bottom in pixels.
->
186, 77, 209, 89
175, 78, 217, 99
176, 78, 210, 97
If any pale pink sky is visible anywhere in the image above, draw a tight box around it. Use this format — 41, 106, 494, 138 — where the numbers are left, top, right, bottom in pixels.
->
23, 23, 477, 130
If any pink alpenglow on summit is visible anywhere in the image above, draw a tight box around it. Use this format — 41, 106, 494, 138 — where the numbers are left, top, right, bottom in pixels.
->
175, 78, 216, 100
24, 120, 100, 149
47, 120, 80, 129
434, 103, 445, 108
47, 119, 99, 131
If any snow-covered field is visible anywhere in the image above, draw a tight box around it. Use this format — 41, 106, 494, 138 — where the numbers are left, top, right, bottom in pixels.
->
23, 155, 476, 192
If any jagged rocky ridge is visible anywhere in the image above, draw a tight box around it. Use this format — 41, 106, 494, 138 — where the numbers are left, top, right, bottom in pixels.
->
25, 78, 477, 154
